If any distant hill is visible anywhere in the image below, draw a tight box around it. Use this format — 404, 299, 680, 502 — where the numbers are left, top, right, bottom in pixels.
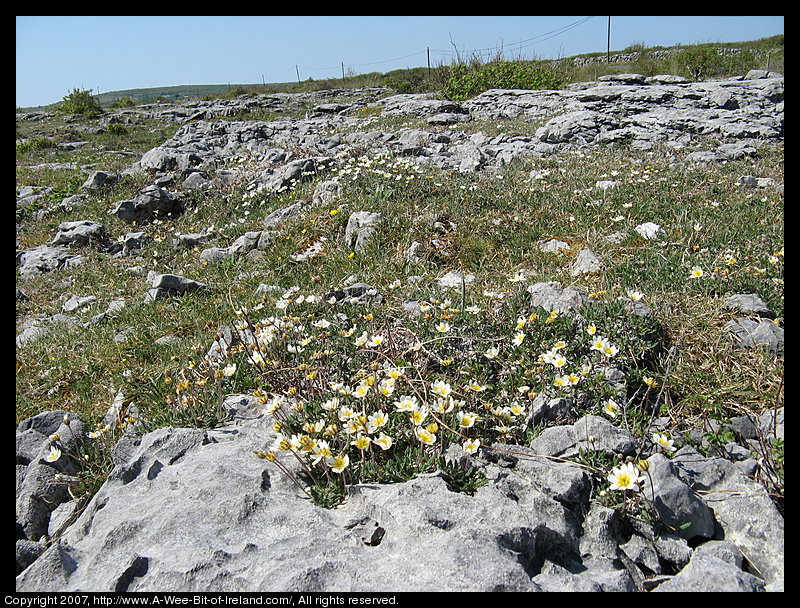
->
92, 84, 274, 106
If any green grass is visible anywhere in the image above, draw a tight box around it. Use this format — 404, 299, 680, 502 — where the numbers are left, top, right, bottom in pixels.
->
16, 82, 783, 513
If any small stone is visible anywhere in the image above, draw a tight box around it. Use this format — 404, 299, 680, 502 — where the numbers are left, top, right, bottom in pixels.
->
571, 249, 605, 276
634, 222, 665, 240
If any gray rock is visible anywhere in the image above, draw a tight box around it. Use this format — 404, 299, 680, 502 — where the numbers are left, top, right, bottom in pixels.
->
529, 414, 637, 458
62, 295, 96, 313
249, 156, 333, 196
709, 88, 739, 110
486, 443, 591, 509
427, 112, 470, 125
727, 415, 759, 441
405, 241, 426, 263
538, 238, 570, 253
619, 534, 662, 575
634, 222, 665, 240
198, 247, 230, 265
16, 539, 46, 575
691, 456, 784, 586
230, 231, 275, 255
744, 69, 781, 80
527, 395, 573, 425
436, 270, 475, 289
113, 185, 184, 223
121, 232, 154, 256
51, 221, 107, 248
598, 73, 647, 85
48, 500, 82, 540
16, 414, 89, 542
735, 174, 779, 189
716, 141, 757, 160
344, 211, 383, 253
172, 232, 213, 249
181, 171, 212, 190
723, 293, 773, 317
570, 248, 605, 276
81, 171, 120, 191
140, 148, 201, 172
16, 325, 51, 348
379, 93, 465, 118
652, 541, 765, 592
724, 317, 784, 357
758, 407, 783, 442
262, 201, 305, 228
536, 110, 618, 145
17, 186, 54, 212
454, 143, 486, 173
324, 282, 383, 305
616, 296, 653, 318
640, 453, 716, 541
17, 245, 84, 279
16, 420, 575, 592
145, 273, 207, 301
527, 281, 591, 314
15, 400, 782, 592
312, 180, 342, 206
312, 102, 349, 114
17, 411, 74, 437
200, 230, 276, 264
687, 150, 720, 163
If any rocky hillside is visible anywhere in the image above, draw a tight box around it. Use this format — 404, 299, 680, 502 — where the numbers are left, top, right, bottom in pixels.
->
16, 70, 783, 592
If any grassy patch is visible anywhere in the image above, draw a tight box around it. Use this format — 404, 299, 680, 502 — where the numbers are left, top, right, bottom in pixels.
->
16, 96, 783, 510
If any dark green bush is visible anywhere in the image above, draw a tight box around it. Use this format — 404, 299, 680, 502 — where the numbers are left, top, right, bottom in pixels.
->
443, 60, 565, 101
106, 122, 129, 136
384, 67, 429, 93
110, 96, 138, 108
674, 46, 724, 80
58, 88, 104, 116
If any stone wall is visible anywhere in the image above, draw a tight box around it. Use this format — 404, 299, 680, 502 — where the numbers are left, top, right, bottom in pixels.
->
556, 46, 782, 68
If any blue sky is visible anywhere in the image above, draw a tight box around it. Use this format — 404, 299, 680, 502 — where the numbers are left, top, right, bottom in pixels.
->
16, 16, 784, 108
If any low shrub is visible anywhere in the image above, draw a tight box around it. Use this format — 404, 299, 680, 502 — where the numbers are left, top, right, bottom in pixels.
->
443, 60, 566, 101
57, 88, 104, 117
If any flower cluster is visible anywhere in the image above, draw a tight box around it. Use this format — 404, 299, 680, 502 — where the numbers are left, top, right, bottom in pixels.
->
197, 269, 668, 507
332, 152, 424, 184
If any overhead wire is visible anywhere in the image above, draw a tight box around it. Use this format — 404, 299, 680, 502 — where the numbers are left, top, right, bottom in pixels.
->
429, 16, 596, 56
293, 16, 596, 78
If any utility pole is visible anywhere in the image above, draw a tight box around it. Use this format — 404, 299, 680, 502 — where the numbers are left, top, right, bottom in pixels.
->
296, 65, 301, 83
427, 47, 431, 78
607, 16, 611, 64
342, 62, 345, 84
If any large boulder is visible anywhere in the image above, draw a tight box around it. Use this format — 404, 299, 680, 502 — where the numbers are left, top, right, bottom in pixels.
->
17, 245, 84, 279
15, 408, 782, 592
145, 273, 207, 301
50, 220, 108, 248
248, 157, 333, 196
112, 185, 184, 223
15, 417, 582, 592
